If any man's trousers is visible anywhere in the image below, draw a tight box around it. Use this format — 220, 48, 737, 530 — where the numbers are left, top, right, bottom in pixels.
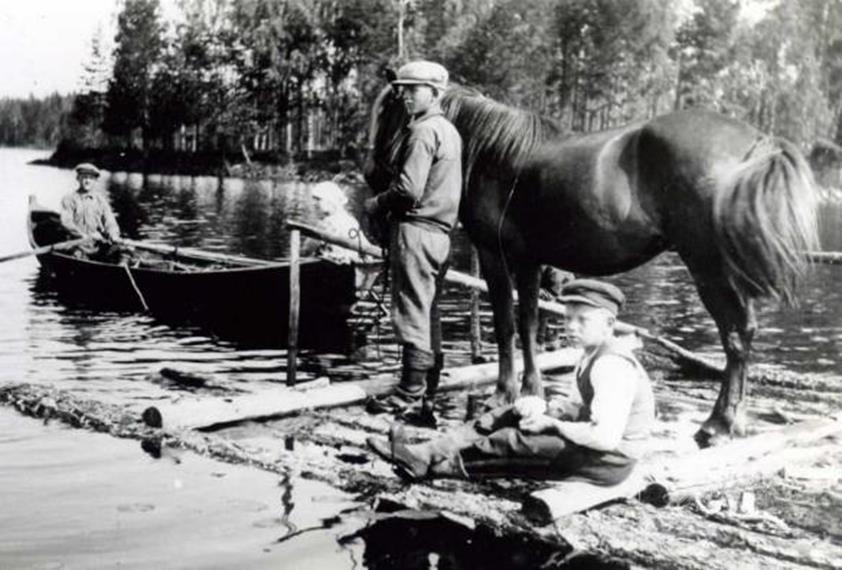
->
389, 222, 449, 354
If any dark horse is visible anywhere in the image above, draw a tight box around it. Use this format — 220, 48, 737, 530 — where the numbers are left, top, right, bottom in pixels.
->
365, 84, 819, 444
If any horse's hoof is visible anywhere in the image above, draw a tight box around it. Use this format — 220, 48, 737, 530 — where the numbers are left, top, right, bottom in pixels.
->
519, 385, 545, 399
484, 391, 516, 410
465, 391, 513, 420
695, 415, 747, 448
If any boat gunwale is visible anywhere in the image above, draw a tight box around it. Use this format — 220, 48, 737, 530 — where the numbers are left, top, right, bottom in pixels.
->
27, 205, 332, 276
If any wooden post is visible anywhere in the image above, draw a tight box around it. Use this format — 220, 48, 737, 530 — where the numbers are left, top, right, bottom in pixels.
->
287, 228, 301, 387
469, 246, 482, 362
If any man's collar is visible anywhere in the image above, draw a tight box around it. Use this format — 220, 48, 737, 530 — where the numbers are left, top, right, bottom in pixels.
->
410, 104, 443, 125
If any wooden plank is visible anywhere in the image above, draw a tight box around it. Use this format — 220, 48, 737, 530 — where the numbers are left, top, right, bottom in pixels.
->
523, 471, 647, 525
287, 228, 300, 386
523, 413, 842, 525
149, 347, 582, 430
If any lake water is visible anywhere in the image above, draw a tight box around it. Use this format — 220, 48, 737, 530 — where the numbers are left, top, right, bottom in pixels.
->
0, 147, 840, 568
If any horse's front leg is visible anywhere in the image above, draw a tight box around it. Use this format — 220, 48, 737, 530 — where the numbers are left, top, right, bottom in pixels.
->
516, 263, 544, 398
476, 246, 518, 406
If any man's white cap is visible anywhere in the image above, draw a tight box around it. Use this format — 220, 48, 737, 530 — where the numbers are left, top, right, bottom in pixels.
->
392, 60, 448, 91
311, 181, 348, 211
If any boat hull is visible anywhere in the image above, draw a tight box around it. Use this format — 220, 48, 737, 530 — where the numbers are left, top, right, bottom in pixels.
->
30, 208, 357, 349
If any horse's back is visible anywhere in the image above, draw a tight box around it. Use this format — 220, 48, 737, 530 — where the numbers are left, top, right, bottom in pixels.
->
517, 122, 667, 273
639, 109, 762, 171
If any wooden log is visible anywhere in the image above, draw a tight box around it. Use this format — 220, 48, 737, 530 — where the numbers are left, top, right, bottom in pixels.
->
287, 228, 301, 386
147, 347, 582, 430
523, 471, 647, 526
286, 219, 720, 375
806, 250, 842, 264
523, 413, 842, 525
646, 413, 842, 501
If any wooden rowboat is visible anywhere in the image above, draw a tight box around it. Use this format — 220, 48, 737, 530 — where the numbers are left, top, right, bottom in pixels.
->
28, 204, 359, 349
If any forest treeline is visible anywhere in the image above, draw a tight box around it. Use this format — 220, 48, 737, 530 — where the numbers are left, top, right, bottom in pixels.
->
2, 0, 842, 169
0, 95, 74, 149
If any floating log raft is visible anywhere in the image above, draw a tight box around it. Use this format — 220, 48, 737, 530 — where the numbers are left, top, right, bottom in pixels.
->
3, 368, 841, 570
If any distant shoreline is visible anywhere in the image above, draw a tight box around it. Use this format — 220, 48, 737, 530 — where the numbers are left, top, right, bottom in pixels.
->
30, 143, 365, 183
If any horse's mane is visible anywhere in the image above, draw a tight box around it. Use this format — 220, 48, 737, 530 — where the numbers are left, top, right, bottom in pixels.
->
441, 86, 563, 181
370, 85, 563, 184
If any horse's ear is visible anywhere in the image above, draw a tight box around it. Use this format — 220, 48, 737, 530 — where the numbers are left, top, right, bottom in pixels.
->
383, 67, 397, 83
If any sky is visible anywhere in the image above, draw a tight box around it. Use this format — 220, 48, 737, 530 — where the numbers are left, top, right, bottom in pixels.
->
0, 1, 118, 98
0, 0, 776, 100
0, 0, 177, 99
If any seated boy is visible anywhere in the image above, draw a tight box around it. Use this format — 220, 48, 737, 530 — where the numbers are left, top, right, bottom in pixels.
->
367, 278, 654, 485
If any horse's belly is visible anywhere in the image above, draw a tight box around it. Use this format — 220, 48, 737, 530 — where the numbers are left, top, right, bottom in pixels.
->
532, 224, 665, 276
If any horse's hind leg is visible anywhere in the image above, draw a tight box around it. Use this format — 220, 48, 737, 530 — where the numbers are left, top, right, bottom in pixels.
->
476, 245, 519, 406
515, 263, 544, 398
689, 274, 758, 446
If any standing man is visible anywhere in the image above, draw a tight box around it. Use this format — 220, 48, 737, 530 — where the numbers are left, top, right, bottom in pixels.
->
367, 279, 655, 485
60, 163, 121, 258
364, 61, 463, 422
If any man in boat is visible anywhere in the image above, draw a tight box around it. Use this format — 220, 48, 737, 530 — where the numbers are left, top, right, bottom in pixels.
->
60, 163, 122, 261
310, 181, 374, 264
367, 279, 655, 485
363, 61, 463, 423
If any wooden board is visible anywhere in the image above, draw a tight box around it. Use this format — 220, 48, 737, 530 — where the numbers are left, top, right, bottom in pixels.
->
522, 471, 647, 525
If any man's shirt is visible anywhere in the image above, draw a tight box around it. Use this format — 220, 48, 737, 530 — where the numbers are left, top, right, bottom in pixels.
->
374, 104, 462, 232
60, 190, 120, 240
559, 341, 655, 458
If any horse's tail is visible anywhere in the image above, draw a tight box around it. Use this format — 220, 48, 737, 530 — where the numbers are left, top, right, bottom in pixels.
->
713, 136, 819, 305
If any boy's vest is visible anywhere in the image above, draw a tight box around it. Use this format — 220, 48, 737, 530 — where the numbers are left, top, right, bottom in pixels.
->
575, 340, 655, 457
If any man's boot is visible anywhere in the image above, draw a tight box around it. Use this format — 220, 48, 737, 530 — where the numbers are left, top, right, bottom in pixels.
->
366, 424, 467, 481
366, 345, 433, 415
403, 352, 443, 427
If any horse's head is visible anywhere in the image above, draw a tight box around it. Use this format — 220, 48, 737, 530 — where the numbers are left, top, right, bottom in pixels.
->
364, 85, 409, 195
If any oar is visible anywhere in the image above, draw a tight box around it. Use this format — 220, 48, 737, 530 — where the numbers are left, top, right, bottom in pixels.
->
0, 237, 92, 264
115, 238, 277, 267
287, 219, 723, 375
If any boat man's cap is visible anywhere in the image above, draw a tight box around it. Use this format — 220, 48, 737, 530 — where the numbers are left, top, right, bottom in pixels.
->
311, 181, 348, 211
74, 163, 101, 178
392, 61, 448, 92
559, 278, 625, 316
